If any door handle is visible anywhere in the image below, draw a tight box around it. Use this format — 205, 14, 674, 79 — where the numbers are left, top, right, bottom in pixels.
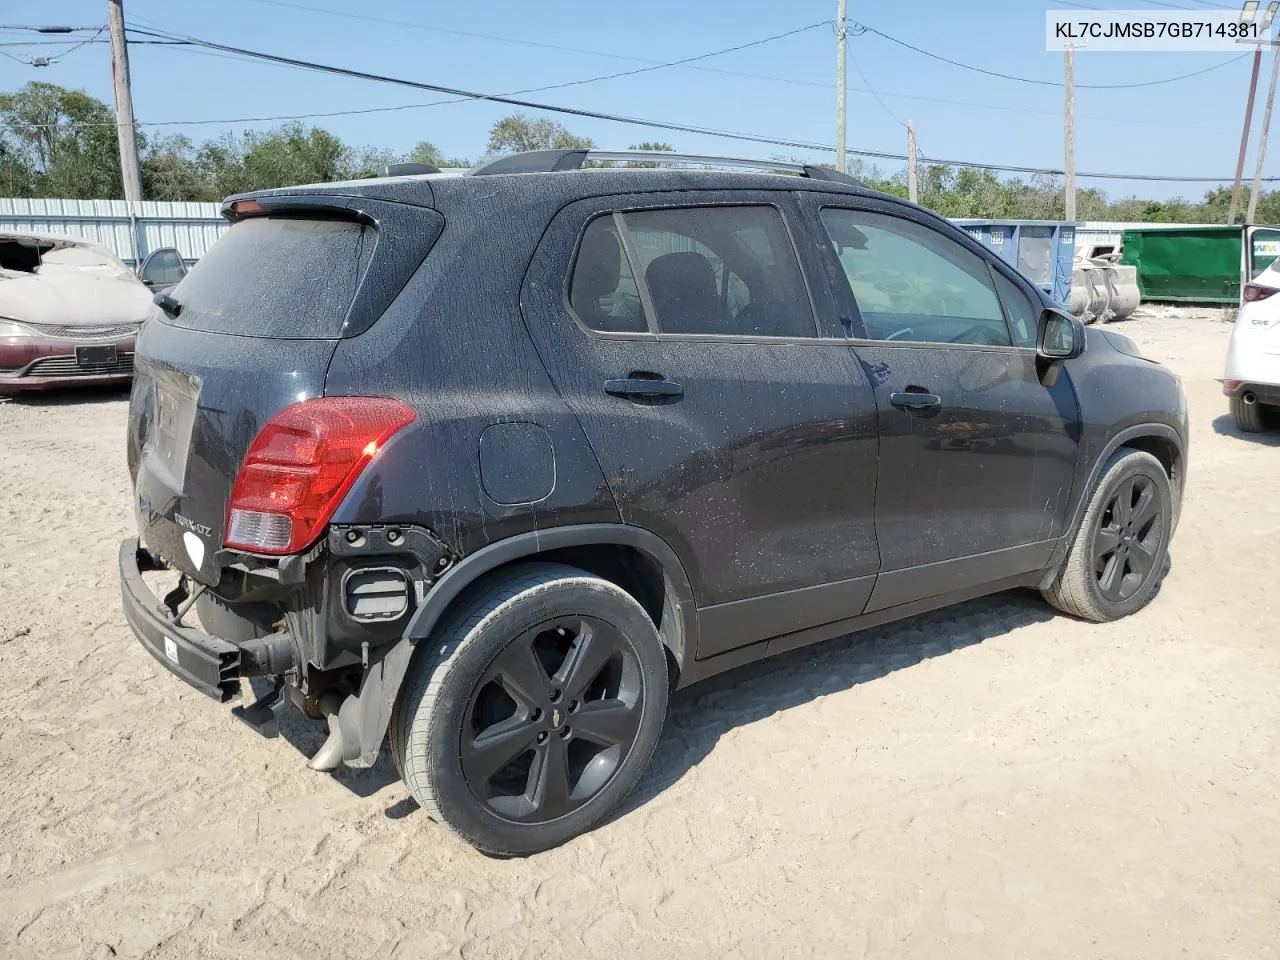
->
604, 377, 684, 399
889, 391, 942, 410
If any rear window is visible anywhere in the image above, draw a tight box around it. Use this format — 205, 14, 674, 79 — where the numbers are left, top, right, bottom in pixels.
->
164, 217, 378, 339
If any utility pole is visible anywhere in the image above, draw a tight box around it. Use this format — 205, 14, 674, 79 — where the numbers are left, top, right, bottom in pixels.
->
1064, 43, 1076, 222
907, 119, 918, 203
1229, 45, 1265, 225
836, 0, 847, 175
107, 0, 142, 202
1248, 42, 1280, 224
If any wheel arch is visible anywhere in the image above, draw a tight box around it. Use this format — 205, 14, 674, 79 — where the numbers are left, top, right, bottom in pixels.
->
336, 524, 698, 767
1039, 422, 1186, 591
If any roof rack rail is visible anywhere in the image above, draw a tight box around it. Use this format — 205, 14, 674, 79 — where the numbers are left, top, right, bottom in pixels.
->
383, 161, 440, 176
467, 149, 862, 186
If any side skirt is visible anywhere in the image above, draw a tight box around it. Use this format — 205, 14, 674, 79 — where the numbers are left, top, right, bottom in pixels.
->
675, 571, 1044, 689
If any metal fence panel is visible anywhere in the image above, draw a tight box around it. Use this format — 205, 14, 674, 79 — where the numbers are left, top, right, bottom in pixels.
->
0, 198, 227, 266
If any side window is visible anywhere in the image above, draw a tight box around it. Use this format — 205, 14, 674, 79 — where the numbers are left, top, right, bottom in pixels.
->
819, 208, 1012, 347
620, 205, 815, 338
568, 216, 646, 333
991, 269, 1039, 348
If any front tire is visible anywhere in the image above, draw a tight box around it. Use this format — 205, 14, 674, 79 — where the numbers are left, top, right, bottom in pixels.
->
390, 563, 669, 856
1231, 394, 1266, 433
1044, 449, 1173, 623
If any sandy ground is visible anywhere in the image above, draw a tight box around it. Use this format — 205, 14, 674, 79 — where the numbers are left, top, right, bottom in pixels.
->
1, 310, 1278, 960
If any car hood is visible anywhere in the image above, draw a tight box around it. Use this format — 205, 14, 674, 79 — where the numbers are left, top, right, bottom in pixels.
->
0, 271, 154, 326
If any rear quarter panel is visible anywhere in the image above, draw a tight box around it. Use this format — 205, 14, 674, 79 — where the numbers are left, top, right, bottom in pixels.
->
323, 185, 619, 555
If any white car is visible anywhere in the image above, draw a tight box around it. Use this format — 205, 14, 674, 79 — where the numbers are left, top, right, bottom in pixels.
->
0, 232, 187, 394
1225, 262, 1280, 432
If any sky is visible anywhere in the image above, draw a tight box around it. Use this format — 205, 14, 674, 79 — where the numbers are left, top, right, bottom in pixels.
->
0, 0, 1271, 202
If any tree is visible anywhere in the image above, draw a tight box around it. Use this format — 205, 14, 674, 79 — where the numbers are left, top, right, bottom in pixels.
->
487, 113, 593, 154
191, 123, 353, 196
350, 145, 402, 179
405, 141, 471, 169
0, 140, 33, 196
622, 141, 674, 167
240, 123, 349, 191
195, 133, 249, 199
142, 134, 214, 202
0, 82, 125, 198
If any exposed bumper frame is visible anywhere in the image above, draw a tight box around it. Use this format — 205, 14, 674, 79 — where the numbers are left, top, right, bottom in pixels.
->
119, 539, 243, 701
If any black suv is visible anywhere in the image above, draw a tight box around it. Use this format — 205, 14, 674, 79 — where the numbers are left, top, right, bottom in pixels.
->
119, 150, 1187, 855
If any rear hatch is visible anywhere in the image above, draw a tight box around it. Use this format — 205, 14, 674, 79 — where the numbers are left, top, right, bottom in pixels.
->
128, 195, 442, 584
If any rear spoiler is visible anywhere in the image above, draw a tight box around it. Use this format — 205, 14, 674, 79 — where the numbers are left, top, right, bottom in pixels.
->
220, 195, 377, 224
221, 178, 438, 221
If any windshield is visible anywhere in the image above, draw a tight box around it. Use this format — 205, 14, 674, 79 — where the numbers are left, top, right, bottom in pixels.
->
0, 237, 130, 280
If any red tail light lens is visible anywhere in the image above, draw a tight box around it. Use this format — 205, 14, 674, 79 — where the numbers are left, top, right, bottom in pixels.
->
1243, 282, 1278, 302
225, 396, 415, 555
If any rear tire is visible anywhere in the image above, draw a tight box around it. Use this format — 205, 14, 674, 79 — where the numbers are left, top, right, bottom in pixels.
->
390, 563, 668, 856
1043, 449, 1173, 623
1231, 394, 1266, 433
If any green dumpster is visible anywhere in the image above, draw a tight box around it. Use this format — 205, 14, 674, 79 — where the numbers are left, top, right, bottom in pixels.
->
1121, 225, 1280, 304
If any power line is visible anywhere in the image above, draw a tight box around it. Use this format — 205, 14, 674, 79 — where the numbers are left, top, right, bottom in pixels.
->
846, 49, 906, 128
851, 21, 1251, 89
116, 22, 836, 123
1, 19, 1267, 183
102, 29, 1232, 134
0, 24, 103, 32
116, 23, 1280, 183
228, 0, 835, 90
440, 20, 833, 97
132, 21, 836, 103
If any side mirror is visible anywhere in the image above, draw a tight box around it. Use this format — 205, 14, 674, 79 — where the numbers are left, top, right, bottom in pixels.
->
1037, 307, 1086, 362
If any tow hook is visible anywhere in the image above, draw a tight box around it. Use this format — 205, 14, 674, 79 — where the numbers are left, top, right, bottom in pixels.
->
307, 690, 346, 772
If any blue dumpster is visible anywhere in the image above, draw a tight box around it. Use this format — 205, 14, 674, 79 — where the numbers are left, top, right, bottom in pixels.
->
952, 219, 1077, 309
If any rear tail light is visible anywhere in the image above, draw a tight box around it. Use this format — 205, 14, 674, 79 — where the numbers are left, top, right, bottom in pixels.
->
225, 396, 415, 555
1243, 282, 1278, 303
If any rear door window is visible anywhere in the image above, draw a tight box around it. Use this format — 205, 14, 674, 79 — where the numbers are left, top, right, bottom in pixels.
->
568, 216, 647, 333
567, 204, 817, 339
163, 216, 398, 339
622, 206, 816, 338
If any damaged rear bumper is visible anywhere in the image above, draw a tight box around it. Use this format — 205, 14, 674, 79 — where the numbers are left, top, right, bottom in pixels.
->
119, 538, 244, 701
119, 539, 296, 736
118, 537, 402, 767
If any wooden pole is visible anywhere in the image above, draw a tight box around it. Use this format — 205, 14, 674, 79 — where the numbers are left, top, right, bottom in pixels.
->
836, 0, 847, 175
907, 119, 918, 203
1229, 46, 1264, 225
1065, 44, 1076, 221
108, 0, 142, 201
1247, 44, 1280, 224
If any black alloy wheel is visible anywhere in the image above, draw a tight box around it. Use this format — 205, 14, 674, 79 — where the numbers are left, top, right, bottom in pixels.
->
1093, 474, 1165, 603
461, 615, 644, 824
391, 563, 669, 856
1042, 448, 1174, 623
